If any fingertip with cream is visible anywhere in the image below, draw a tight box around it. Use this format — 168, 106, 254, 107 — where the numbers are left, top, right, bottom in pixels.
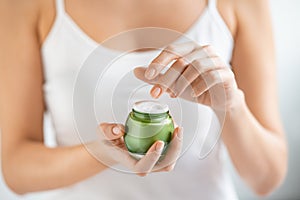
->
151, 86, 162, 98
112, 126, 121, 135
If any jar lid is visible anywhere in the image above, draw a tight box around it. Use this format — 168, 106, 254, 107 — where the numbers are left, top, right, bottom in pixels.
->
133, 100, 169, 114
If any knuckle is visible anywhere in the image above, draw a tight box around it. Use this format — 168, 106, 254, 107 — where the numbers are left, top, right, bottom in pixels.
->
165, 44, 177, 53
191, 83, 198, 94
176, 57, 188, 66
182, 74, 192, 83
176, 76, 187, 87
182, 70, 195, 82
176, 71, 188, 83
191, 59, 202, 69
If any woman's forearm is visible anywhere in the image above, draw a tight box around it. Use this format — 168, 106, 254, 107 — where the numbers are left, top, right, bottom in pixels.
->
222, 91, 287, 195
2, 140, 107, 194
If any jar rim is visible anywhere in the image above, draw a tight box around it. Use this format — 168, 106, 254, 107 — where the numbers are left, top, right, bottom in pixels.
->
133, 100, 169, 114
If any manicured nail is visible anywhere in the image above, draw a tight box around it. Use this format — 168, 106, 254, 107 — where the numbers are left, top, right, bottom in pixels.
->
156, 141, 165, 152
177, 127, 183, 139
112, 126, 121, 135
151, 86, 161, 98
173, 92, 178, 97
170, 93, 176, 98
145, 68, 156, 80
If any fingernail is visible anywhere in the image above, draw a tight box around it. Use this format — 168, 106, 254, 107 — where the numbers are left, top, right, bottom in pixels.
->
171, 89, 177, 98
170, 93, 176, 98
112, 126, 121, 135
151, 86, 161, 98
177, 127, 183, 139
156, 141, 165, 152
145, 68, 156, 80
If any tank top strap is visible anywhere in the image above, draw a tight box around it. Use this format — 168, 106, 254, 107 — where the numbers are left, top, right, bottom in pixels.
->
55, 0, 66, 16
207, 0, 233, 40
208, 0, 218, 12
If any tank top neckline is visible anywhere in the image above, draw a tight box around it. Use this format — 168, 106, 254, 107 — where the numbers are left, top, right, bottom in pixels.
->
62, 6, 209, 48
42, 0, 233, 55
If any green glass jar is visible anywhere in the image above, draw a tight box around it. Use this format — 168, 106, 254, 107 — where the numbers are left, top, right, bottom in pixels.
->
124, 100, 174, 159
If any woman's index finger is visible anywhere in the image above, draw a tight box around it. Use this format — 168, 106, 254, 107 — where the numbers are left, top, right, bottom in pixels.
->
144, 42, 199, 80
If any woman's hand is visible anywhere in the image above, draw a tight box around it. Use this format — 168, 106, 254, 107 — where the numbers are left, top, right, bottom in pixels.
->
134, 42, 243, 110
92, 123, 183, 176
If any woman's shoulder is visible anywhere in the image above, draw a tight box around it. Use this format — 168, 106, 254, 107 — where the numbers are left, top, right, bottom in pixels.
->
232, 0, 272, 31
217, 0, 271, 38
217, 0, 237, 38
0, 0, 56, 45
0, 0, 41, 23
232, 0, 270, 8
231, 0, 271, 16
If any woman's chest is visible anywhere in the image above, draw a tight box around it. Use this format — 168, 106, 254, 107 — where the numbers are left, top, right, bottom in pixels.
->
41, 0, 207, 46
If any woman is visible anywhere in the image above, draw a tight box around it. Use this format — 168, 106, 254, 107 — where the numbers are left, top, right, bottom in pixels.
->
0, 0, 287, 199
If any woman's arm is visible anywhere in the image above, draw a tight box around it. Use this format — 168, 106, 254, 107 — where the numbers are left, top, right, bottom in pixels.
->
0, 1, 182, 194
222, 0, 287, 195
134, 0, 287, 196
0, 1, 107, 194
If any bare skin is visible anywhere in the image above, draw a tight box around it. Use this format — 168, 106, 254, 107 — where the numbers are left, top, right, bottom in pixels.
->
0, 0, 287, 196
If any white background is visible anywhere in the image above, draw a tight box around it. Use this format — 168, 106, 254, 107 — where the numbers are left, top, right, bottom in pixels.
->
1, 0, 300, 199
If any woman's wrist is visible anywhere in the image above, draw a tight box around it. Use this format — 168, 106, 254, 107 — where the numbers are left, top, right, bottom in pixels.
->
226, 89, 247, 118
221, 89, 250, 140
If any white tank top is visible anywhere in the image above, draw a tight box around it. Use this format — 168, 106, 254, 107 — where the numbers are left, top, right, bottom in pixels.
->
36, 0, 238, 199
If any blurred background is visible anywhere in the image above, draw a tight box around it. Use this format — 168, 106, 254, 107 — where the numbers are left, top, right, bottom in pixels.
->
1, 0, 300, 199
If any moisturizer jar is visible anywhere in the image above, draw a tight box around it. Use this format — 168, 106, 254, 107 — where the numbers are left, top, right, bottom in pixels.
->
124, 100, 174, 159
